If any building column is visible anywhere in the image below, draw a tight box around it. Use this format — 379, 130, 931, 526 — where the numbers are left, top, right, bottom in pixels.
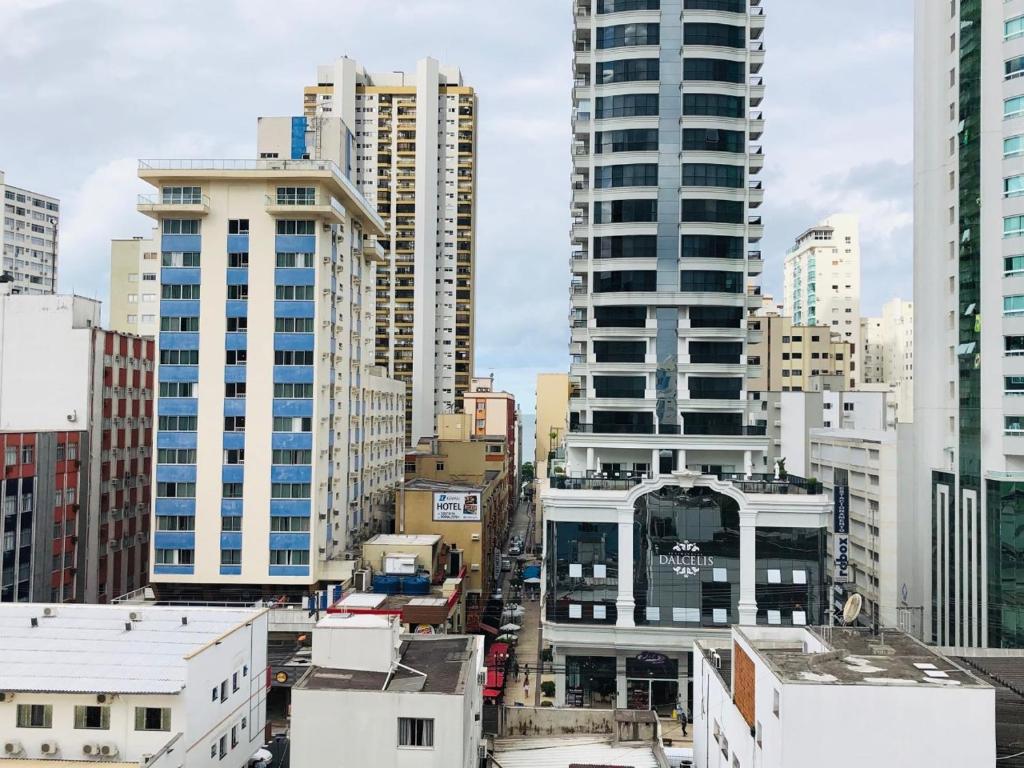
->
744, 450, 753, 479
554, 647, 566, 704
651, 449, 660, 479
738, 511, 758, 625
616, 509, 635, 627
676, 449, 686, 473
616, 652, 627, 708
586, 447, 595, 473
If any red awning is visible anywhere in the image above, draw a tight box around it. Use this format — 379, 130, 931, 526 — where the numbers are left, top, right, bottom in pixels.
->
479, 623, 498, 636
482, 688, 502, 698
489, 642, 510, 657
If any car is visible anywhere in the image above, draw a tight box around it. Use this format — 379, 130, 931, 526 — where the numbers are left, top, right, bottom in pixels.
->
509, 543, 522, 556
501, 557, 512, 572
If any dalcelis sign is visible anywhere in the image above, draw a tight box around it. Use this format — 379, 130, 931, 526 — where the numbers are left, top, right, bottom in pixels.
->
658, 540, 713, 578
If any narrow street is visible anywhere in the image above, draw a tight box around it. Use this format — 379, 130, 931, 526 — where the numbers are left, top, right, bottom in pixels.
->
499, 498, 544, 706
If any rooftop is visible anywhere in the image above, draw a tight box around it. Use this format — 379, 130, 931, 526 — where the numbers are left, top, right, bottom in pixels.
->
0, 604, 264, 694
295, 634, 477, 695
403, 477, 483, 492
728, 626, 990, 689
364, 533, 442, 547
491, 736, 663, 768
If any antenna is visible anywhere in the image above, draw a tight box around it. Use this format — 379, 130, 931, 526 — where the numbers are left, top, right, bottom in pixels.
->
841, 593, 863, 626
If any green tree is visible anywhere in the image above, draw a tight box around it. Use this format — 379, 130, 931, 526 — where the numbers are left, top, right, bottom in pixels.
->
521, 462, 535, 481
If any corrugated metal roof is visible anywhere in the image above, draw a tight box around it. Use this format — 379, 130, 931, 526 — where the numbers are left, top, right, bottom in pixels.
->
0, 604, 263, 694
492, 737, 661, 768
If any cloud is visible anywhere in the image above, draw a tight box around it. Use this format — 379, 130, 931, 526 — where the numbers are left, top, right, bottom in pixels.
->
0, 0, 913, 408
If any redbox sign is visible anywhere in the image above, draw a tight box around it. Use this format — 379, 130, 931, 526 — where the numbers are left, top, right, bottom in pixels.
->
833, 485, 850, 583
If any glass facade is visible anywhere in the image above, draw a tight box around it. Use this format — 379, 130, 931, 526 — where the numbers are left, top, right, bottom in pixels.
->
633, 487, 741, 627
545, 522, 619, 625
565, 656, 617, 708
986, 480, 1024, 647
754, 527, 826, 627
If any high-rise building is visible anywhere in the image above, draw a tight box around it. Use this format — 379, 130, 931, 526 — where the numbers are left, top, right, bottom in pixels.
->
535, 372, 570, 478
0, 289, 154, 603
294, 57, 477, 444
138, 156, 403, 600
880, 298, 914, 418
914, 0, 1024, 648
109, 232, 160, 336
860, 315, 885, 384
0, 170, 60, 295
746, 313, 856, 393
783, 213, 862, 377
542, 0, 832, 716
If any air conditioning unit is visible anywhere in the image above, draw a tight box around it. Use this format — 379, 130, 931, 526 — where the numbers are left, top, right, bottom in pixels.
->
355, 569, 372, 592
82, 743, 101, 756
96, 693, 112, 704
39, 740, 59, 755
0, 692, 13, 702
3, 741, 23, 755
42, 607, 55, 618
129, 612, 142, 622
99, 744, 119, 757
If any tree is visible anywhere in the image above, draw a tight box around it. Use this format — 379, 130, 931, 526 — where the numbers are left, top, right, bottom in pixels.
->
521, 462, 535, 481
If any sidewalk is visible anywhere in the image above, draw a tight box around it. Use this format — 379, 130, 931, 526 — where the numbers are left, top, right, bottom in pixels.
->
499, 500, 545, 707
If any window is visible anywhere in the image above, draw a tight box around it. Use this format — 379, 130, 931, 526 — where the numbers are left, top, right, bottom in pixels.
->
161, 219, 200, 235
595, 94, 658, 118
21, 445, 33, 464
274, 383, 314, 398
597, 0, 659, 11
233, 672, 240, 693
157, 515, 196, 531
1005, 295, 1024, 316
596, 58, 659, 84
161, 250, 200, 267
275, 317, 315, 333
593, 199, 657, 224
276, 186, 316, 205
275, 220, 315, 235
772, 689, 780, 716
1006, 255, 1024, 276
1007, 416, 1024, 435
16, 704, 52, 728
683, 58, 745, 84
157, 448, 196, 464
272, 449, 312, 465
682, 128, 745, 153
397, 718, 434, 748
594, 129, 659, 154
681, 270, 743, 293
1008, 14, 1024, 40
682, 163, 744, 188
226, 349, 248, 366
271, 517, 311, 532
273, 416, 312, 433
681, 199, 744, 224
228, 219, 250, 234
223, 483, 244, 499
74, 706, 111, 730
226, 317, 248, 333
227, 284, 249, 301
160, 349, 199, 365
596, 23, 660, 49
274, 350, 314, 366
219, 734, 227, 759
222, 516, 242, 531
270, 549, 310, 565
223, 415, 247, 432
158, 382, 195, 398
684, 22, 745, 48
157, 481, 196, 498
224, 449, 245, 464
161, 186, 202, 204
681, 235, 743, 259
682, 93, 744, 118
160, 316, 199, 332
271, 483, 311, 499
275, 285, 315, 301
225, 382, 247, 398
1006, 175, 1024, 198
594, 164, 658, 188
275, 252, 315, 268
1006, 95, 1024, 119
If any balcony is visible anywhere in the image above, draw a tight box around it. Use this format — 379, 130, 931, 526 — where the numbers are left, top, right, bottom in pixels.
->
718, 472, 823, 495
137, 193, 210, 218
749, 111, 765, 139
683, 424, 766, 436
749, 75, 766, 107
748, 144, 765, 172
551, 475, 645, 491
265, 193, 345, 223
748, 179, 764, 207
749, 41, 766, 73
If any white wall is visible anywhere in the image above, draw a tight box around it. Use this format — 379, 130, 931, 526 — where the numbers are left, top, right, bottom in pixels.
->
0, 294, 98, 432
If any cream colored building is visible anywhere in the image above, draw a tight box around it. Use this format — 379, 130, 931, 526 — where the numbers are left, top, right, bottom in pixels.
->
109, 232, 159, 336
535, 373, 570, 478
296, 57, 477, 444
139, 156, 404, 598
1, 170, 59, 295
747, 314, 854, 393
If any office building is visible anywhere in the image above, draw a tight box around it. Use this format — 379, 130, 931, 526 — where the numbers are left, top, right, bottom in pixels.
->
694, 625, 995, 768
0, 603, 268, 766
746, 313, 855, 392
109, 233, 160, 336
290, 56, 477, 443
880, 298, 914, 418
290, 613, 483, 768
915, 0, 1024, 647
534, 373, 570, 479
808, 422, 916, 633
138, 156, 403, 600
860, 315, 885, 384
783, 213, 861, 370
1, 170, 59, 295
0, 290, 153, 603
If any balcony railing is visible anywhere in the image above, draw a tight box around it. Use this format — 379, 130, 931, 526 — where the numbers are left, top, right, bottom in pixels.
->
138, 193, 210, 207
551, 475, 645, 491
684, 424, 767, 436
718, 472, 822, 495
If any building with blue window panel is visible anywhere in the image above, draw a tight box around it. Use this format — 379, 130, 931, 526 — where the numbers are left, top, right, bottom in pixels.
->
139, 155, 404, 600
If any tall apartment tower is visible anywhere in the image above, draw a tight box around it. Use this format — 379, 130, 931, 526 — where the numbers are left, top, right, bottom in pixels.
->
109, 232, 160, 337
569, 0, 766, 458
301, 57, 477, 444
915, 0, 1024, 648
783, 214, 862, 376
139, 157, 404, 600
1, 170, 60, 295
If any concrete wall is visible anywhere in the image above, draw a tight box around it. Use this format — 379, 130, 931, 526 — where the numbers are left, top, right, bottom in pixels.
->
501, 706, 616, 737
535, 373, 569, 477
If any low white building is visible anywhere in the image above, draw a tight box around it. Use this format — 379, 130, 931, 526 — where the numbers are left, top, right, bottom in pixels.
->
693, 625, 995, 768
290, 613, 483, 768
0, 603, 268, 767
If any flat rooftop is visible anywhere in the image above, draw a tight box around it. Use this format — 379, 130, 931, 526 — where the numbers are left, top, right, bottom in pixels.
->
0, 604, 264, 694
403, 478, 483, 492
295, 635, 476, 695
735, 626, 990, 689
364, 533, 442, 547
491, 736, 662, 768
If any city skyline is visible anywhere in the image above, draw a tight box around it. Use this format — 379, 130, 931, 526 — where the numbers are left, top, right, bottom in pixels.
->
0, 0, 911, 407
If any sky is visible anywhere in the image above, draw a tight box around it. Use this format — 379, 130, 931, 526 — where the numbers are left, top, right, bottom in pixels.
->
0, 0, 913, 412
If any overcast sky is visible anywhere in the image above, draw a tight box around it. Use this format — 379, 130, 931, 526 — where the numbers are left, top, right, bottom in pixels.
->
1, 0, 912, 411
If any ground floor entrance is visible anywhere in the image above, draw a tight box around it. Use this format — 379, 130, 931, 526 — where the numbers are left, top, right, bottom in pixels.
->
558, 649, 693, 716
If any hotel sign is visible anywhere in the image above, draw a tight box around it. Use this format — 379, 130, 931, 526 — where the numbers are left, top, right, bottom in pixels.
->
432, 491, 481, 522
833, 485, 850, 583
658, 540, 713, 578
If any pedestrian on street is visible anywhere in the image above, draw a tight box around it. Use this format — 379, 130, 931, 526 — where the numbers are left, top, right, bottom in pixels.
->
513, 660, 520, 681
524, 665, 529, 685
523, 682, 529, 701
677, 701, 688, 737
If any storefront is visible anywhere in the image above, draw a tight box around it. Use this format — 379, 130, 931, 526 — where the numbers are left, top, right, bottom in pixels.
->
625, 653, 680, 715
565, 655, 617, 708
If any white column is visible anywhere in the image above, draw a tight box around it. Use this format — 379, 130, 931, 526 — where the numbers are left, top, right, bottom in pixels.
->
738, 511, 758, 625
676, 449, 686, 473
616, 509, 635, 627
586, 447, 595, 472
554, 648, 566, 704
651, 449, 660, 479
744, 450, 753, 478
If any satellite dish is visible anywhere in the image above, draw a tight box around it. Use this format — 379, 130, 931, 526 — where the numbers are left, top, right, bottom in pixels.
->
842, 593, 863, 626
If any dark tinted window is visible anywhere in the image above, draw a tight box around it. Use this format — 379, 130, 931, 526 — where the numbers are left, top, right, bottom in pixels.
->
595, 235, 658, 259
